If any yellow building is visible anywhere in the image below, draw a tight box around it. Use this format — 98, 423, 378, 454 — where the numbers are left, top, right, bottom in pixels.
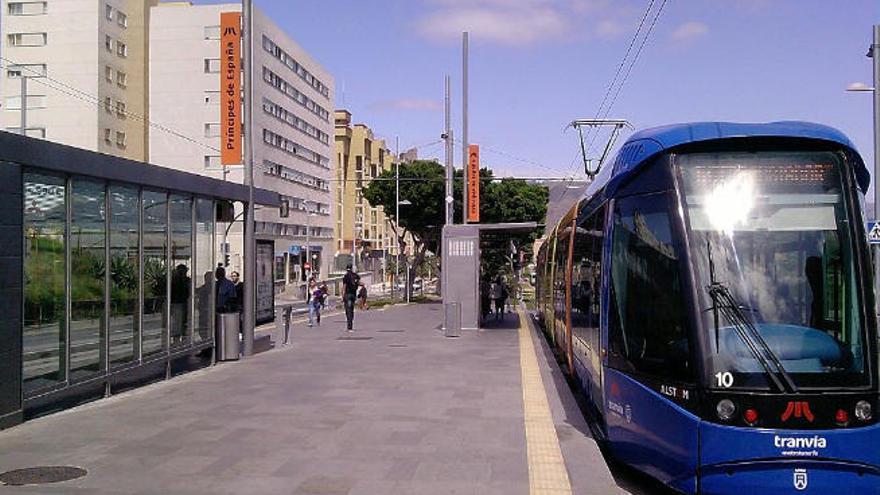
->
334, 110, 400, 275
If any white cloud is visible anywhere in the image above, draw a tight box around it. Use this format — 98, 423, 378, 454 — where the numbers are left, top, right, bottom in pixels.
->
670, 21, 709, 42
368, 98, 443, 112
414, 0, 640, 45
416, 3, 570, 45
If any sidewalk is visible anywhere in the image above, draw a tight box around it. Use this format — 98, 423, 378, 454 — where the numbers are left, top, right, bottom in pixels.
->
0, 303, 621, 495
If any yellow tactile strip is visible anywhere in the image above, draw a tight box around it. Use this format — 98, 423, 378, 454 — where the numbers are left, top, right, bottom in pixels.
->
518, 308, 573, 495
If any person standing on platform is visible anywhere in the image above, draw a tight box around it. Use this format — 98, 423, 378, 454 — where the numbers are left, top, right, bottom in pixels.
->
215, 266, 236, 313
489, 278, 503, 321
230, 271, 244, 312
342, 264, 360, 331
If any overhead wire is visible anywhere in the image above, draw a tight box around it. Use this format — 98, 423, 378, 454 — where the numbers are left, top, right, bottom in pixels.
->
0, 55, 222, 153
567, 0, 668, 176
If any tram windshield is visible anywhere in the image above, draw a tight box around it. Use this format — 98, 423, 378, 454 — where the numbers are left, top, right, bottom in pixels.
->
677, 150, 870, 390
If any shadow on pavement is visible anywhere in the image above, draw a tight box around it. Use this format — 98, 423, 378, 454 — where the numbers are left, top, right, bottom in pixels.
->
479, 312, 521, 330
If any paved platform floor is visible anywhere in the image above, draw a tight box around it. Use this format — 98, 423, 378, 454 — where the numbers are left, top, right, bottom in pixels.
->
0, 302, 624, 495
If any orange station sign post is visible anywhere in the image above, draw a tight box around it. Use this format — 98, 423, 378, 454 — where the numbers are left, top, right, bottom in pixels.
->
467, 144, 480, 223
220, 12, 242, 165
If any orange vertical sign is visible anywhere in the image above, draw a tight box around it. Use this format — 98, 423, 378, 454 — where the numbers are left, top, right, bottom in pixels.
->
220, 12, 242, 165
467, 144, 480, 222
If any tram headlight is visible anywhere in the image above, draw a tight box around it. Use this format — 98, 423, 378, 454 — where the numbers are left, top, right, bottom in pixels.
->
716, 399, 736, 421
855, 400, 872, 421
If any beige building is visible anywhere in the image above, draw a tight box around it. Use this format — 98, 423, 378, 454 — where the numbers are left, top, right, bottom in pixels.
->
334, 110, 404, 277
149, 2, 335, 286
0, 0, 155, 161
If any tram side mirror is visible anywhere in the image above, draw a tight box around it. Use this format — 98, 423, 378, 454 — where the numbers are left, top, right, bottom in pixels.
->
216, 200, 235, 223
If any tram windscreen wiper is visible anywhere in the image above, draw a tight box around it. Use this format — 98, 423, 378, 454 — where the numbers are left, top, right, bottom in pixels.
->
705, 240, 798, 393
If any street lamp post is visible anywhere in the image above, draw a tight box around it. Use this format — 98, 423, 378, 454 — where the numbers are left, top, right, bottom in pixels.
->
396, 199, 412, 301
849, 25, 880, 316
305, 205, 316, 283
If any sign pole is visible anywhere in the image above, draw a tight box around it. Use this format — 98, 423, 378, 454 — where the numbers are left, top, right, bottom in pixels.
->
241, 0, 255, 357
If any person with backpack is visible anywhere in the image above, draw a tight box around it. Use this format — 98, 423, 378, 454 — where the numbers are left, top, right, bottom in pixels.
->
342, 264, 360, 331
307, 279, 323, 327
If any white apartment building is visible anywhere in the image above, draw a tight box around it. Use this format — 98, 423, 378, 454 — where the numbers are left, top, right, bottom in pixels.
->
149, 2, 335, 284
0, 0, 155, 161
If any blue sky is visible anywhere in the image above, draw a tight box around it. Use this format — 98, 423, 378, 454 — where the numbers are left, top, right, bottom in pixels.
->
198, 0, 879, 190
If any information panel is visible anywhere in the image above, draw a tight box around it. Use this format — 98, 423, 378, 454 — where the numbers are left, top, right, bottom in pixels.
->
467, 144, 480, 223
256, 240, 275, 324
220, 12, 242, 165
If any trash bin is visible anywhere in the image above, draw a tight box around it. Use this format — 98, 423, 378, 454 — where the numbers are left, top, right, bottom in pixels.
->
444, 302, 461, 337
216, 312, 241, 361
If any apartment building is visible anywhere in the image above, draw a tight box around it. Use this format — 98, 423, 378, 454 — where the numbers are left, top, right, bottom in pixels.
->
334, 110, 401, 278
0, 0, 155, 160
149, 2, 335, 284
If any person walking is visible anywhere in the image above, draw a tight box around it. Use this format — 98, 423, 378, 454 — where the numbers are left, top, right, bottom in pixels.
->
342, 264, 360, 331
489, 278, 503, 321
307, 279, 322, 327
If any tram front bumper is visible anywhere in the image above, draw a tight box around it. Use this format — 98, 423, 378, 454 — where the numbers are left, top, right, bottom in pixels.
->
698, 421, 880, 494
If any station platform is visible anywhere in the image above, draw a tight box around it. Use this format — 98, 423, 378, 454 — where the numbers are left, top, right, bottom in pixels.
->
0, 302, 625, 495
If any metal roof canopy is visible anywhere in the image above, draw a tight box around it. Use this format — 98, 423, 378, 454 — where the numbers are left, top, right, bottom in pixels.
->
442, 222, 540, 331
0, 131, 280, 206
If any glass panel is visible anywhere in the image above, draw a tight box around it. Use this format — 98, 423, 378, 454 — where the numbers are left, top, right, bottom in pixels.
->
109, 185, 139, 365
609, 193, 691, 381
23, 172, 66, 392
69, 179, 106, 380
678, 151, 868, 389
194, 198, 214, 343
142, 190, 167, 357
169, 195, 192, 347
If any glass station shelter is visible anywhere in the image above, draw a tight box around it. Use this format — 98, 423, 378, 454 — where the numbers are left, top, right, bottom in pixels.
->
0, 132, 279, 429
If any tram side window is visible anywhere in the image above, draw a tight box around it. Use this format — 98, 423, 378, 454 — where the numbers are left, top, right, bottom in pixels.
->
554, 230, 570, 323
571, 206, 605, 345
609, 194, 691, 381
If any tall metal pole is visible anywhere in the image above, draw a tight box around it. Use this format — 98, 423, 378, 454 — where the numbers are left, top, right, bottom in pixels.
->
445, 75, 453, 226
461, 32, 469, 224
872, 24, 880, 317
241, 0, 255, 357
395, 136, 400, 300
20, 76, 27, 135
306, 207, 311, 282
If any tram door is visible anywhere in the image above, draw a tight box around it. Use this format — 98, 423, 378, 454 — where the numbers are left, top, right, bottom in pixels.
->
603, 193, 699, 490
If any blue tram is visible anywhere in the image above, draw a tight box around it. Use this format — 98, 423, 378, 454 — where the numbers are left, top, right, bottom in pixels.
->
535, 122, 879, 494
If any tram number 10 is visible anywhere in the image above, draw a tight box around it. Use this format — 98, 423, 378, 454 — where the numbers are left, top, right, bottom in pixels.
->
715, 372, 734, 388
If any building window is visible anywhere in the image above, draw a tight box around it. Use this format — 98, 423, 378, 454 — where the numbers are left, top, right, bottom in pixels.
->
203, 25, 220, 40
7, 2, 46, 15
117, 11, 127, 28
105, 4, 113, 20
261, 97, 329, 145
7, 63, 46, 78
116, 71, 127, 88
116, 131, 126, 148
204, 123, 220, 137
105, 35, 113, 52
262, 67, 330, 122
115, 101, 126, 118
203, 58, 220, 74
204, 155, 221, 168
8, 32, 47, 46
116, 41, 127, 58
261, 35, 330, 99
104, 128, 112, 143
104, 96, 112, 112
104, 65, 113, 82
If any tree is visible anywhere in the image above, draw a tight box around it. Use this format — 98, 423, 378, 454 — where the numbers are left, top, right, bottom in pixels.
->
362, 159, 549, 295
362, 160, 444, 296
